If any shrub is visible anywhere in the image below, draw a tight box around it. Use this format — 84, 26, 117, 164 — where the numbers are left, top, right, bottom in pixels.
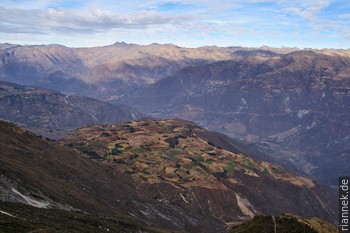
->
227, 162, 234, 172
263, 168, 269, 174
111, 148, 122, 155
114, 158, 125, 164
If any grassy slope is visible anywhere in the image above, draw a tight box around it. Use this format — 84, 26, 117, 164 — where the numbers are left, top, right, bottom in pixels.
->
0, 202, 166, 233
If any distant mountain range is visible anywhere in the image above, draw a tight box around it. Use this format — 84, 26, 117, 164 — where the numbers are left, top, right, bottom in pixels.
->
0, 81, 145, 139
118, 50, 350, 185
1, 42, 349, 186
0, 43, 263, 100
0, 119, 337, 232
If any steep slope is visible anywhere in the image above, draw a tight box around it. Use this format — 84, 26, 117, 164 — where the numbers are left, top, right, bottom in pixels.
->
0, 81, 144, 139
121, 51, 350, 185
0, 120, 337, 232
0, 120, 217, 232
62, 118, 337, 227
0, 202, 165, 233
230, 214, 338, 233
0, 43, 279, 100
1, 202, 336, 233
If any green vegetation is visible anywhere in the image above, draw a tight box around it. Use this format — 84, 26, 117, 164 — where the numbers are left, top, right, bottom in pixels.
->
203, 159, 213, 164
195, 157, 205, 162
114, 143, 123, 149
195, 157, 213, 164
114, 158, 125, 164
263, 168, 269, 174
111, 144, 124, 155
151, 152, 162, 157
246, 160, 257, 170
242, 165, 253, 171
227, 162, 234, 172
160, 124, 169, 132
131, 148, 146, 154
124, 170, 137, 175
202, 147, 215, 153
111, 148, 122, 155
167, 150, 178, 159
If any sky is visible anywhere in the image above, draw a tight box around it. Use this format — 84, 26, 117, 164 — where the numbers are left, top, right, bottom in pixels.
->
0, 0, 350, 49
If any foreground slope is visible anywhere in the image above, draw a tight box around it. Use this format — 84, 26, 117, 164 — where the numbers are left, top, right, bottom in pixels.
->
0, 202, 336, 233
0, 81, 144, 139
0, 120, 198, 232
120, 51, 350, 185
0, 202, 164, 233
230, 214, 338, 233
0, 119, 337, 232
0, 204, 337, 233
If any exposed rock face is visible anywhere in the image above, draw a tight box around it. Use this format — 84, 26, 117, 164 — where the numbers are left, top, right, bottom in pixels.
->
120, 51, 350, 185
0, 119, 337, 232
0, 81, 145, 139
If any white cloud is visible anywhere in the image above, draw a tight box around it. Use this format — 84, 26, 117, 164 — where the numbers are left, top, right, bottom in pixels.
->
0, 0, 349, 49
281, 0, 331, 19
338, 14, 350, 19
0, 7, 195, 34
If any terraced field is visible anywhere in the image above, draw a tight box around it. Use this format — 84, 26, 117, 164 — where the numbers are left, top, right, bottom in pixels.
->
63, 119, 314, 190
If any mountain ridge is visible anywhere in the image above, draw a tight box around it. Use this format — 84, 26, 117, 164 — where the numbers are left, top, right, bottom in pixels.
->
0, 81, 145, 139
3, 42, 349, 101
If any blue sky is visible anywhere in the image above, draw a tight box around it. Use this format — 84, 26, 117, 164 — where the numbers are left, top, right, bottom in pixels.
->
0, 0, 349, 48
